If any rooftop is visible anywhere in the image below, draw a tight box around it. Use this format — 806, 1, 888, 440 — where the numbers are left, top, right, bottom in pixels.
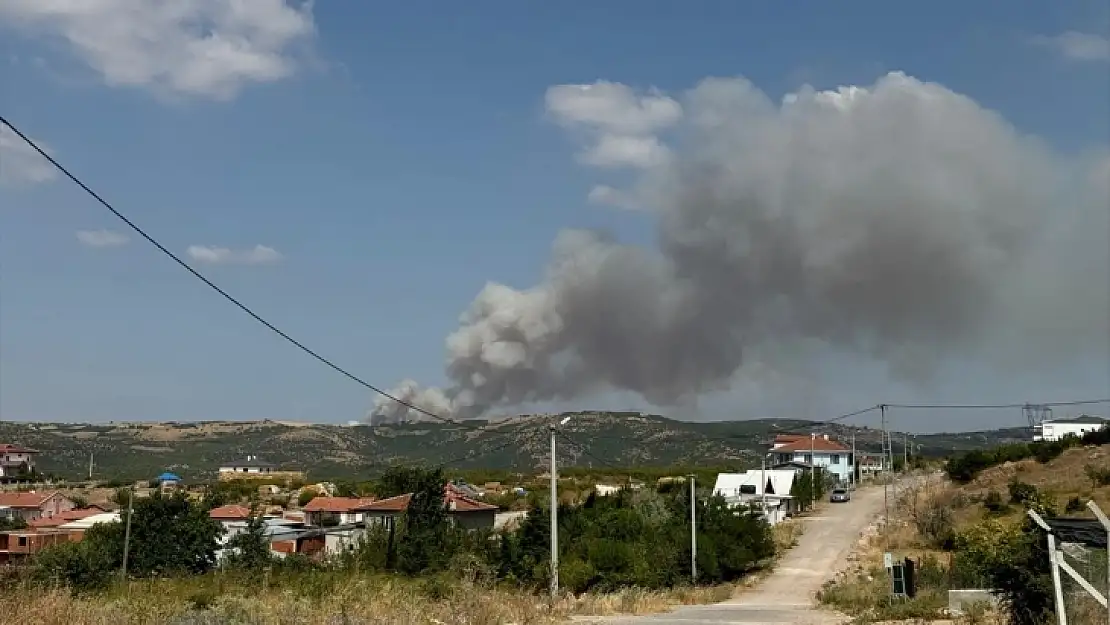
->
301, 497, 376, 513
360, 484, 497, 514
0, 444, 38, 454
0, 491, 62, 509
29, 507, 107, 528
773, 437, 850, 453
208, 505, 253, 521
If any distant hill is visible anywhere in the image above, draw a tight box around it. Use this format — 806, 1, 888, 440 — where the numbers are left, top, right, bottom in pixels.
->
0, 412, 1032, 482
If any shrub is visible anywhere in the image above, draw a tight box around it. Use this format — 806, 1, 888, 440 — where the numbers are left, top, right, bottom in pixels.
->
1008, 480, 1038, 506
1085, 464, 1110, 486
983, 490, 1008, 514
913, 498, 955, 549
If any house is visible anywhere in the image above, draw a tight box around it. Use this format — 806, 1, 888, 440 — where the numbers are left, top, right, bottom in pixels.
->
0, 444, 39, 478
360, 484, 498, 531
218, 456, 277, 478
156, 472, 183, 493
1033, 415, 1108, 442
856, 453, 884, 477
595, 484, 621, 497
29, 506, 107, 529
0, 491, 76, 524
57, 511, 121, 540
0, 529, 75, 563
713, 470, 798, 525
217, 456, 306, 483
209, 504, 253, 523
769, 434, 853, 484
301, 497, 376, 527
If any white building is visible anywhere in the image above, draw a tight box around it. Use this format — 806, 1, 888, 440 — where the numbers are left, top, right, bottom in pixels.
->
1033, 415, 1107, 442
218, 456, 276, 476
713, 470, 797, 526
769, 434, 853, 484
0, 444, 38, 478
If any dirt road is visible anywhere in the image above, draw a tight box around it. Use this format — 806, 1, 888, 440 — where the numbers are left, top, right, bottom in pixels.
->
585, 484, 895, 625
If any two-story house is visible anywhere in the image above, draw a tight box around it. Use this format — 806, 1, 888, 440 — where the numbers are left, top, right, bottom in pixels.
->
301, 497, 376, 527
770, 434, 853, 485
0, 491, 76, 524
0, 444, 39, 478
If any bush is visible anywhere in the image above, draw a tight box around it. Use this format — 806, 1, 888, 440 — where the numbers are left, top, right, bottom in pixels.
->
1085, 464, 1110, 486
913, 499, 955, 549
1008, 480, 1038, 506
983, 490, 1008, 514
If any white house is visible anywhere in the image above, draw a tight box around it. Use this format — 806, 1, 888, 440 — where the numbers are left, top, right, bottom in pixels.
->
218, 456, 276, 477
0, 444, 39, 478
713, 470, 797, 525
1033, 415, 1107, 442
769, 434, 853, 484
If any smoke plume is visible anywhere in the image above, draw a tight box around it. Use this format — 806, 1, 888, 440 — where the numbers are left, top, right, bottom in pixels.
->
368, 71, 1110, 425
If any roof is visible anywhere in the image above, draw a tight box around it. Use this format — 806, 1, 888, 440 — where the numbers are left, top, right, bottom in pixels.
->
0, 491, 63, 509
1044, 518, 1107, 549
1046, 415, 1107, 425
223, 458, 276, 468
360, 484, 497, 514
713, 470, 796, 498
156, 472, 182, 482
29, 507, 106, 528
208, 505, 253, 521
301, 497, 376, 513
773, 438, 850, 453
58, 512, 121, 530
0, 444, 38, 454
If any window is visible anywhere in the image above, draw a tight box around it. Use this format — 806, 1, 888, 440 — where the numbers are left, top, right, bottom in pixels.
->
831, 455, 840, 465
17, 536, 27, 547
803, 454, 812, 464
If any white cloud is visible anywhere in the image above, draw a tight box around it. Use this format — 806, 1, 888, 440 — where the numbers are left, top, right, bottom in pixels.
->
546, 82, 682, 135
579, 134, 671, 169
76, 229, 129, 248
546, 81, 682, 175
0, 0, 317, 100
1032, 31, 1110, 62
186, 244, 282, 265
587, 185, 640, 210
0, 125, 56, 186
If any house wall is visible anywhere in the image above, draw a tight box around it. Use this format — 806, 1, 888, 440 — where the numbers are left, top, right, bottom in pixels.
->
452, 510, 496, 531
785, 452, 853, 483
217, 470, 305, 483
1036, 422, 1106, 442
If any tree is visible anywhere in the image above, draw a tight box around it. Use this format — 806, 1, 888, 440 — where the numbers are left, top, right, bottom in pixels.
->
223, 508, 272, 571
297, 489, 317, 507
376, 465, 435, 499
394, 467, 453, 575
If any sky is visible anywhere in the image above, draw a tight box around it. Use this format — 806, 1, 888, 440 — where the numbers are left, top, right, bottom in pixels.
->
0, 1, 1107, 433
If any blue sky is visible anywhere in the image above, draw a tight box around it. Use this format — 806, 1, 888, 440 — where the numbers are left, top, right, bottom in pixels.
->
0, 1, 1107, 432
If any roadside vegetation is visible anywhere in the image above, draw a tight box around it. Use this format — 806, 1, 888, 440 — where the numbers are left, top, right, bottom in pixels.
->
819, 434, 1110, 625
6, 465, 785, 624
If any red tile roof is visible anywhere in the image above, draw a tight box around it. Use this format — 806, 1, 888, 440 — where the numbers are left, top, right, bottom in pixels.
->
29, 506, 105, 528
208, 505, 253, 521
0, 491, 63, 509
359, 484, 497, 514
0, 444, 38, 454
773, 438, 850, 453
301, 497, 375, 513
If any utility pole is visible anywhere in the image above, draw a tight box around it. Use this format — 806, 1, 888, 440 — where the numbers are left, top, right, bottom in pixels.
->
850, 429, 856, 490
761, 455, 767, 511
881, 404, 889, 538
549, 415, 571, 599
549, 425, 558, 599
87, 453, 94, 482
120, 486, 135, 582
903, 432, 909, 471
689, 475, 697, 584
810, 432, 817, 508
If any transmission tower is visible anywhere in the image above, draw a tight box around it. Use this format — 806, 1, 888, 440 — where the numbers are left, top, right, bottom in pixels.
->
1024, 403, 1053, 428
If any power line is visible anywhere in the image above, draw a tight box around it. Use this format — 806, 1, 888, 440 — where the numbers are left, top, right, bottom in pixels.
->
0, 115, 473, 430
884, 399, 1110, 410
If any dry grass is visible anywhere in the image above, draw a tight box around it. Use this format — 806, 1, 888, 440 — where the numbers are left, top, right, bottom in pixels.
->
1, 573, 747, 625
771, 518, 803, 552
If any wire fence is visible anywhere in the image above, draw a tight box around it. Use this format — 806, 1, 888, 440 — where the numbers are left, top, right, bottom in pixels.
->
1058, 543, 1108, 624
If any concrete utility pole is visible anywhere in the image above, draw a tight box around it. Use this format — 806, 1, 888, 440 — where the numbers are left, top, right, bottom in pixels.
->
810, 432, 817, 507
689, 475, 697, 584
903, 432, 909, 471
881, 404, 889, 535
120, 486, 134, 582
549, 415, 571, 599
850, 430, 856, 490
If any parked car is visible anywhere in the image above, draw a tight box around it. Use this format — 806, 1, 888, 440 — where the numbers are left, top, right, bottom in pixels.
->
830, 488, 850, 503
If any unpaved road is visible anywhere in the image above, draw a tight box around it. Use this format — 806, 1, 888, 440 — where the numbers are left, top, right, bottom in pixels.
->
585, 484, 897, 625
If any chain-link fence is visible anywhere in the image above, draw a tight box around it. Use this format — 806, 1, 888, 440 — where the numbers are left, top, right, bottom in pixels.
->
1058, 542, 1108, 625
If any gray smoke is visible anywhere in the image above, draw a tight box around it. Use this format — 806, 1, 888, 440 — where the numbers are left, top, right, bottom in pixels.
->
369, 71, 1110, 424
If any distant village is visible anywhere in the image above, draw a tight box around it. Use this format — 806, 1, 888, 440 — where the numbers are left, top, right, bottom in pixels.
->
1, 414, 1105, 565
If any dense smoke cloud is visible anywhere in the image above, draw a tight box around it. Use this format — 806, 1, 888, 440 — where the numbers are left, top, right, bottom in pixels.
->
368, 71, 1110, 425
